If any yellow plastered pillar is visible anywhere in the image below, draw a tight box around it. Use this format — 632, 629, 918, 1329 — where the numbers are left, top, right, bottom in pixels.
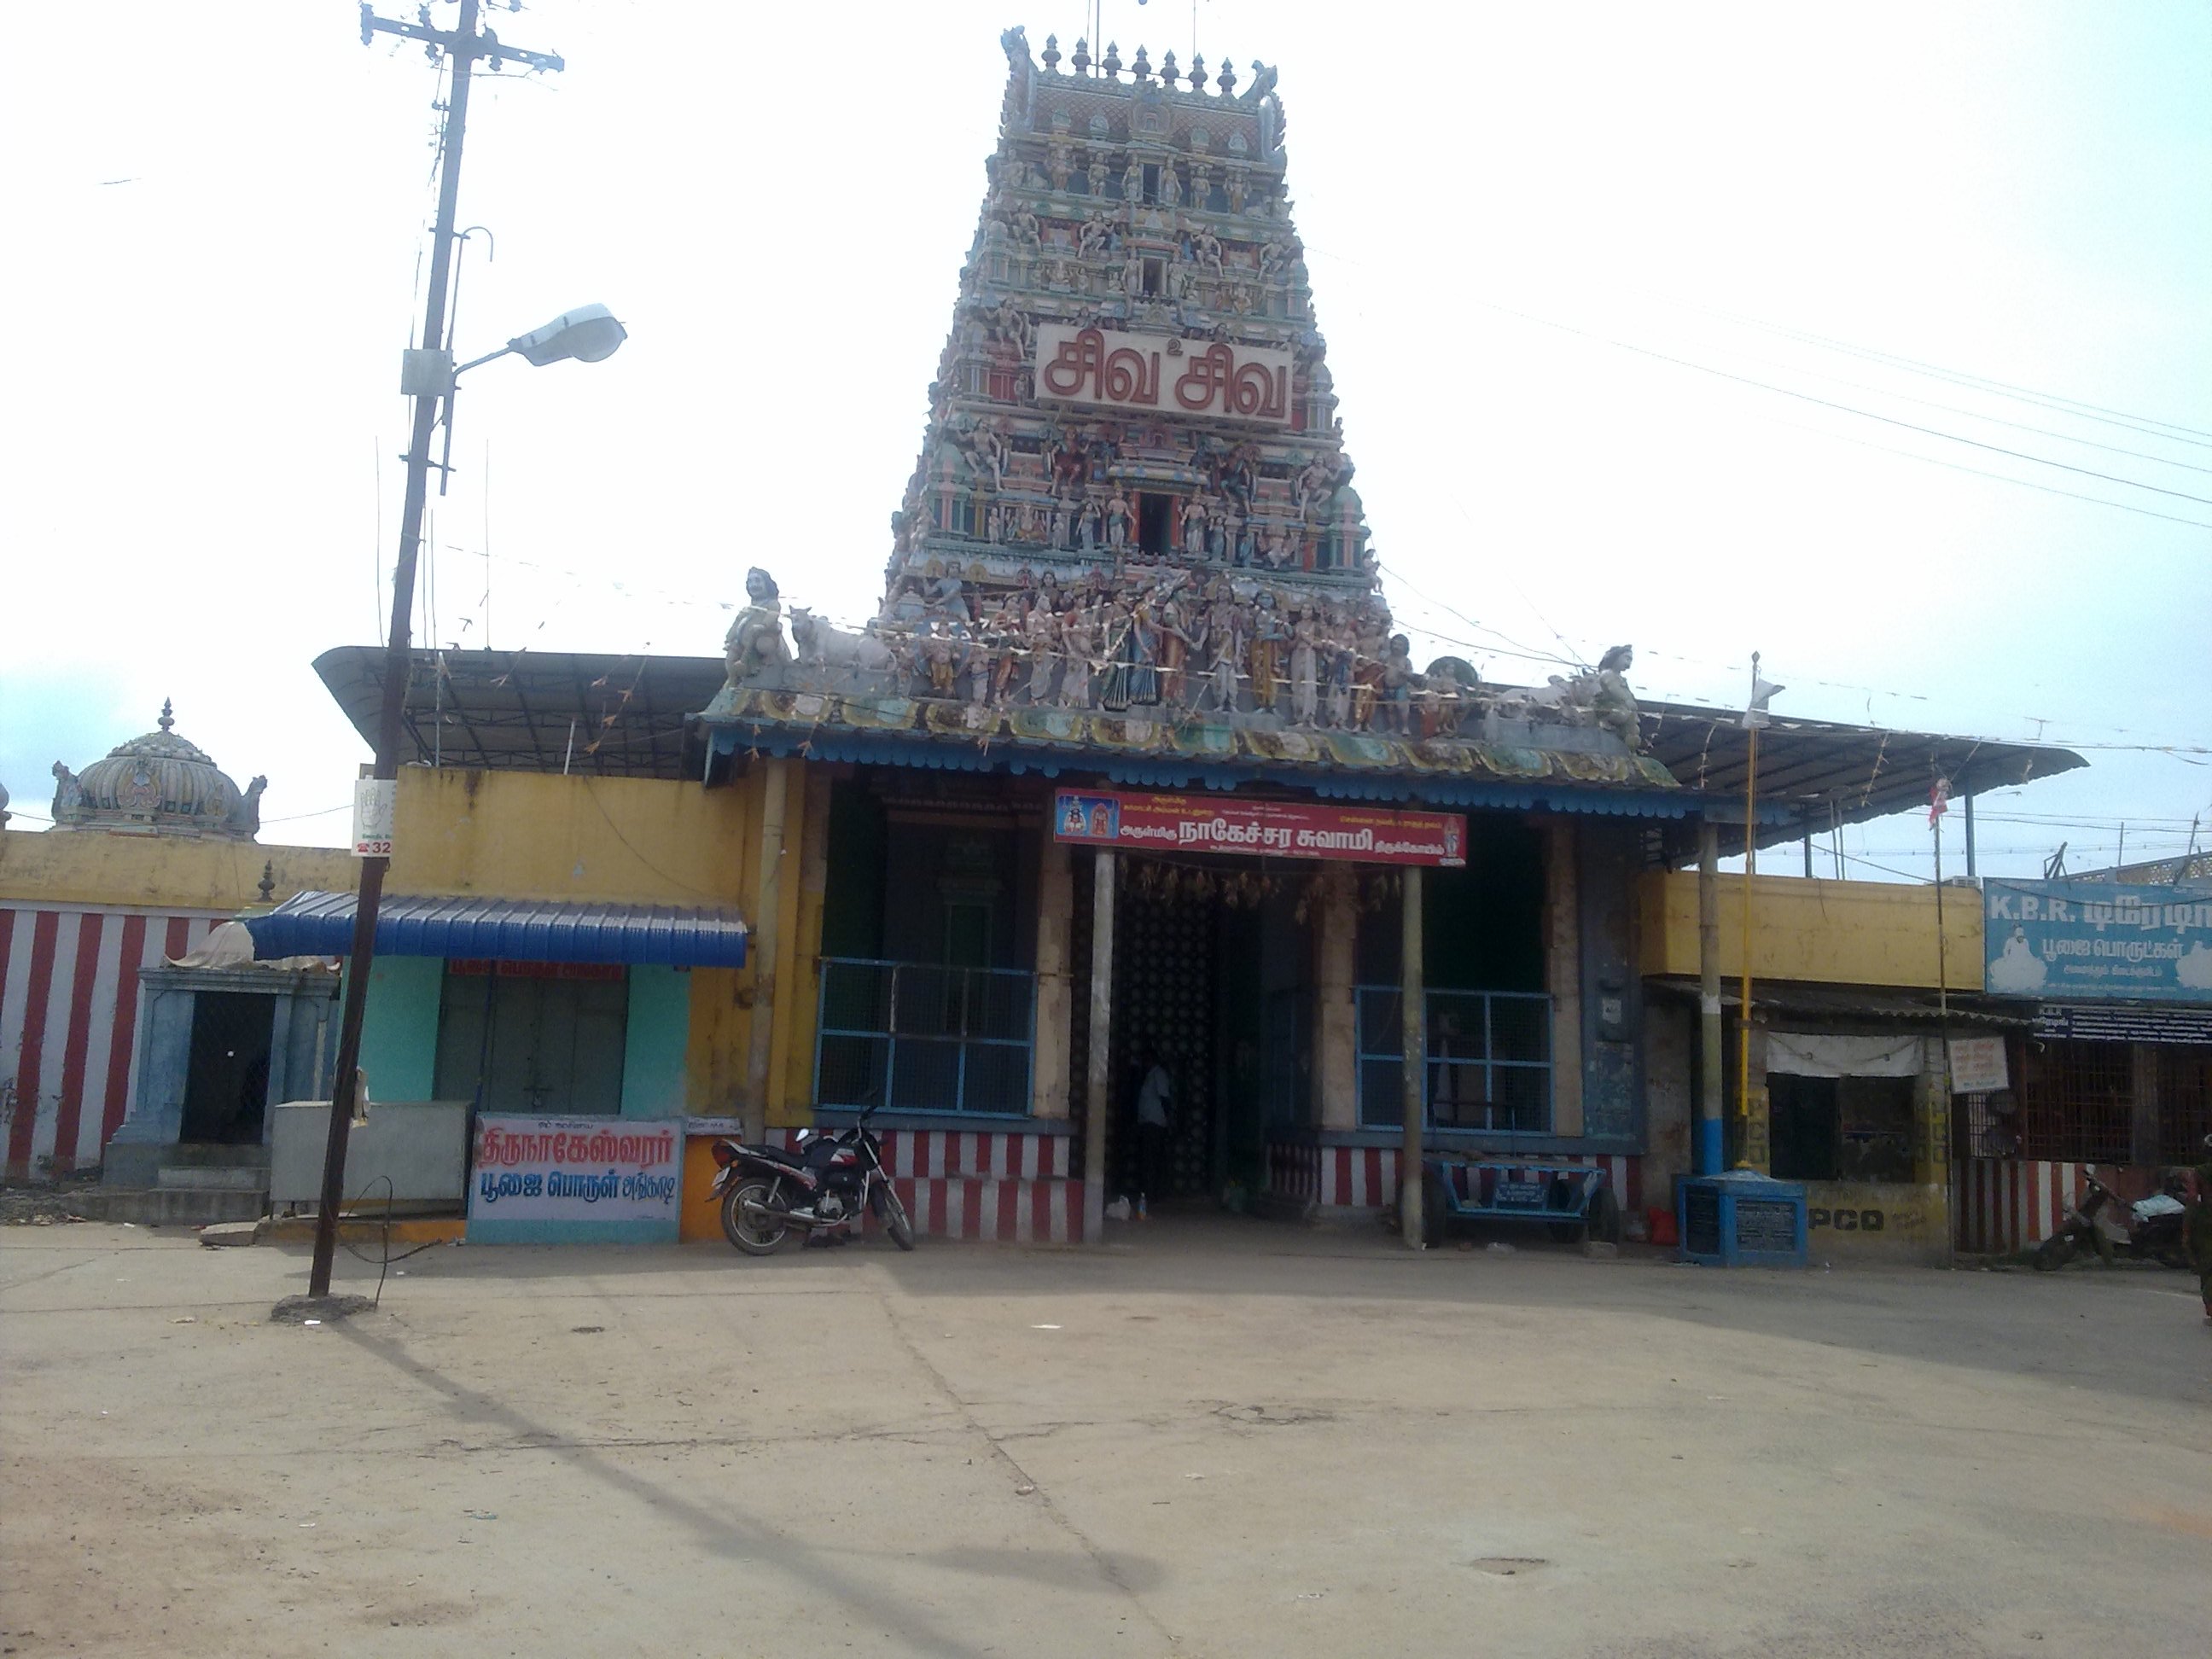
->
1544, 821, 1584, 1138
1313, 865, 1359, 1131
773, 766, 832, 1125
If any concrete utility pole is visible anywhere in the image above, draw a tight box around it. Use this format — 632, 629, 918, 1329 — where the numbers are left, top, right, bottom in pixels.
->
1697, 822, 1723, 1175
309, 1, 565, 1300
1399, 865, 1425, 1249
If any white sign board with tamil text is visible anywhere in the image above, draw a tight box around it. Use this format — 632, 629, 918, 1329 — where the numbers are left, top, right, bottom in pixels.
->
466, 1115, 683, 1243
1947, 1036, 2009, 1096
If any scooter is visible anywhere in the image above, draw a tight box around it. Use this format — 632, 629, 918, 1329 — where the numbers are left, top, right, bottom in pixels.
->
707, 1103, 915, 1256
2031, 1164, 2192, 1272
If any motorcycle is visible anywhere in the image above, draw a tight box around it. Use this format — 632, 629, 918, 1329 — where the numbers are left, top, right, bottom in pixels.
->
707, 1104, 915, 1256
2032, 1164, 2192, 1272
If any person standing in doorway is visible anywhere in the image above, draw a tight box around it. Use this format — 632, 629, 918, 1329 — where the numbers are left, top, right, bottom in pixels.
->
1135, 1055, 1174, 1211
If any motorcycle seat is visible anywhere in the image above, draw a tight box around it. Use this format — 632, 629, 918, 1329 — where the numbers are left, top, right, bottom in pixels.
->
748, 1144, 809, 1168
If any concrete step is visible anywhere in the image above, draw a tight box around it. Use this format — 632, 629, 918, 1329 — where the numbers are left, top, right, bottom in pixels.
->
160, 1144, 271, 1170
157, 1166, 269, 1191
80, 1187, 269, 1227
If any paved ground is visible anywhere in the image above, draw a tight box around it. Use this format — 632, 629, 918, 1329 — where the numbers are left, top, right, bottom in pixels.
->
3, 1214, 2209, 1658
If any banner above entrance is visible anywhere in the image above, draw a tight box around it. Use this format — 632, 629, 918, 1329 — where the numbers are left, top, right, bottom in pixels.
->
1053, 789, 1466, 867
1984, 878, 2212, 1004
1033, 323, 1295, 425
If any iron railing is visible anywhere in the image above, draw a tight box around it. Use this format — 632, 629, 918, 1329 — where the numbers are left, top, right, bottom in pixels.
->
815, 958, 1034, 1117
1354, 986, 1553, 1133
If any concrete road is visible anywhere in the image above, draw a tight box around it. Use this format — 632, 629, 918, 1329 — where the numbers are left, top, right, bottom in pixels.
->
3, 1216, 2209, 1658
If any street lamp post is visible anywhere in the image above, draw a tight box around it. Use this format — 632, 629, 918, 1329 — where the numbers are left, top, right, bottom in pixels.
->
310, 1, 623, 1299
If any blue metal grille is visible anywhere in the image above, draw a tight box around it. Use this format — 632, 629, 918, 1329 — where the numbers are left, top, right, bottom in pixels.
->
815, 958, 1034, 1116
1355, 987, 1553, 1133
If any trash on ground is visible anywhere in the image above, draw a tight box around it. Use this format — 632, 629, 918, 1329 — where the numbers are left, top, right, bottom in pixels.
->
1487, 1242, 1516, 1255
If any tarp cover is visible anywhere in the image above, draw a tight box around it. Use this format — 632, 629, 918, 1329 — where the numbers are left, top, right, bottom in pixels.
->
242, 891, 748, 968
1766, 1033, 1925, 1079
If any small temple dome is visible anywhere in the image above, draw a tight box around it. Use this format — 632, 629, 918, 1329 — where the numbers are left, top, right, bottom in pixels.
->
50, 701, 266, 841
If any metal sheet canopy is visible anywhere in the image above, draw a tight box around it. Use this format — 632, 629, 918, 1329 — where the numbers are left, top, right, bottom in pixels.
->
244, 891, 748, 968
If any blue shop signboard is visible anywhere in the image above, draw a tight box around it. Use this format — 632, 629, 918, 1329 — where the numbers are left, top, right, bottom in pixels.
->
1983, 880, 2212, 1004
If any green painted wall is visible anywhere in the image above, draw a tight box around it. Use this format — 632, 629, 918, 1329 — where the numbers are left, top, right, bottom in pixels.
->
621, 966, 692, 1119
358, 957, 443, 1103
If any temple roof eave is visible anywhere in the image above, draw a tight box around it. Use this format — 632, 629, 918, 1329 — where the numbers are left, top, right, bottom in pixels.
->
691, 691, 1702, 821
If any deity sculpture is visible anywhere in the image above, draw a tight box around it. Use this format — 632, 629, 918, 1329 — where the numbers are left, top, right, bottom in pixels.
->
1158, 164, 1182, 208
1203, 597, 1246, 713
50, 761, 82, 821
1180, 496, 1210, 559
1122, 159, 1144, 201
1249, 591, 1287, 713
1087, 156, 1109, 195
723, 568, 793, 688
1058, 605, 1097, 707
1157, 594, 1191, 706
1104, 488, 1131, 550
1289, 614, 1320, 726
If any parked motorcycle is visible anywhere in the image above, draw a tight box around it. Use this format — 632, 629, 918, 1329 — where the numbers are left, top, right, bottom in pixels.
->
708, 1104, 915, 1255
2032, 1164, 2192, 1272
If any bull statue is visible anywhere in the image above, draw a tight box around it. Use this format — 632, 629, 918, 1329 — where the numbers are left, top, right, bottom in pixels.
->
789, 608, 894, 675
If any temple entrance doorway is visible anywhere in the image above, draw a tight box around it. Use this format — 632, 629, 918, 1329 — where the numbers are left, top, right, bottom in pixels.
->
1073, 854, 1312, 1209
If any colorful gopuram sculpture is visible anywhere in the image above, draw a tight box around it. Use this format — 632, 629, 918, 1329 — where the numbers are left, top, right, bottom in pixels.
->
708, 28, 1651, 766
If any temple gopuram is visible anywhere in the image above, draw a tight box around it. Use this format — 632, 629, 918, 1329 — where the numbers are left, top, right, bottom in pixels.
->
22, 26, 2099, 1261
690, 26, 1687, 1237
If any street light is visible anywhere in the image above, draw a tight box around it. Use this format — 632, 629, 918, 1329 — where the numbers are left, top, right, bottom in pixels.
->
450, 304, 629, 376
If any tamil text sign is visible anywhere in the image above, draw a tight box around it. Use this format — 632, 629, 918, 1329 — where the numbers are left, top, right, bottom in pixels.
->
351, 777, 395, 859
1053, 789, 1466, 866
467, 1115, 683, 1242
1033, 323, 1294, 425
1984, 879, 2212, 1004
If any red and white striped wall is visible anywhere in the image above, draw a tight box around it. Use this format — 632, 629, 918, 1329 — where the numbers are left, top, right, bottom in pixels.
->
765, 1126, 1082, 1243
1266, 1140, 1643, 1218
1, 906, 222, 1179
1953, 1160, 2090, 1254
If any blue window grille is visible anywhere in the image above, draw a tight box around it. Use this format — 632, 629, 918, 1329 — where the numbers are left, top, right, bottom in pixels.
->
815, 958, 1034, 1116
1355, 987, 1553, 1133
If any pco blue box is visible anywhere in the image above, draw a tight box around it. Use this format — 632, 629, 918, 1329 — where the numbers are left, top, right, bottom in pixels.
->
1678, 1171, 1808, 1267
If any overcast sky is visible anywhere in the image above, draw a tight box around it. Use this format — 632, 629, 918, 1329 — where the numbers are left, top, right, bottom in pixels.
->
2, 1, 2206, 879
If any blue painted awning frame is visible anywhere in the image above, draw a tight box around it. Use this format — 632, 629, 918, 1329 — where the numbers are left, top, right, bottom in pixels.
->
242, 891, 748, 968
702, 721, 1782, 824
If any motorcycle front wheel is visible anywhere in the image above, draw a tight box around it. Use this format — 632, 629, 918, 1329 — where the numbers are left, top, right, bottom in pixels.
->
722, 1176, 791, 1256
2031, 1234, 2075, 1272
872, 1182, 916, 1251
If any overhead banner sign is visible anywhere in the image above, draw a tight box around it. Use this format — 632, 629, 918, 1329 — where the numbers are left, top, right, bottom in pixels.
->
1053, 789, 1466, 867
467, 1115, 683, 1243
1033, 323, 1295, 425
1984, 879, 2212, 1004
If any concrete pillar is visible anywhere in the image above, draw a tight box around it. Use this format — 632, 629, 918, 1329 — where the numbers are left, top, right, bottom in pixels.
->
742, 758, 792, 1143
2129, 1043, 2161, 1167
1696, 822, 1725, 1174
1032, 834, 1074, 1120
1916, 1035, 1954, 1261
1544, 821, 1584, 1138
1313, 864, 1359, 1131
1400, 864, 1425, 1248
1082, 849, 1117, 1243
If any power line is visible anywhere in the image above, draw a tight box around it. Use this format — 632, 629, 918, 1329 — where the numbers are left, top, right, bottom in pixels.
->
1691, 301, 2212, 448
1478, 299, 2212, 508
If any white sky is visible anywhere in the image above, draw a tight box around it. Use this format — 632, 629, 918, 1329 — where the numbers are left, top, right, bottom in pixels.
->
2, 1, 2206, 879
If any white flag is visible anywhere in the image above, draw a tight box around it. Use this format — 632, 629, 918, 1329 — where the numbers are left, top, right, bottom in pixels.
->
1740, 674, 1784, 730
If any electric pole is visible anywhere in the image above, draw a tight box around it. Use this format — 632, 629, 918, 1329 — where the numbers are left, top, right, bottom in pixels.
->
308, 0, 564, 1299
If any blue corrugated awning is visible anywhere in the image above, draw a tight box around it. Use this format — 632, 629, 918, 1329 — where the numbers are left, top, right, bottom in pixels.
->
242, 891, 748, 968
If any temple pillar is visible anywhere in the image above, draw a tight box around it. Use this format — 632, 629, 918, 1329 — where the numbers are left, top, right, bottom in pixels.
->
1033, 833, 1074, 1121
1544, 820, 1584, 1138
1313, 864, 1359, 1131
